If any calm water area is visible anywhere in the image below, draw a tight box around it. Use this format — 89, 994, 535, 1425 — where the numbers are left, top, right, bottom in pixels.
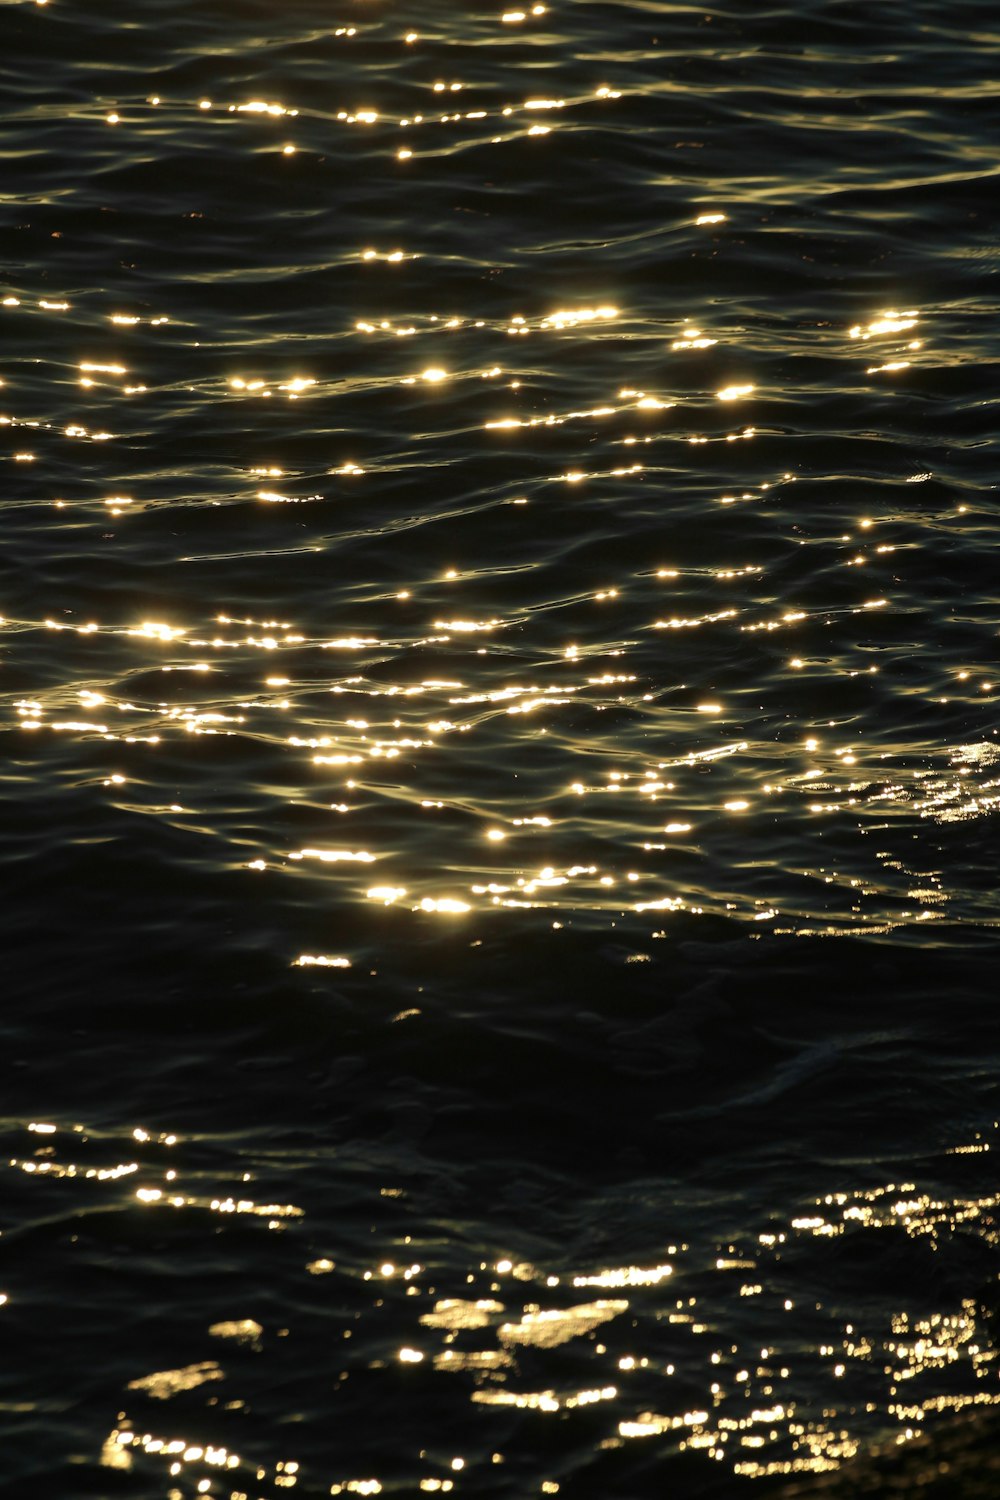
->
1, 1, 998, 1495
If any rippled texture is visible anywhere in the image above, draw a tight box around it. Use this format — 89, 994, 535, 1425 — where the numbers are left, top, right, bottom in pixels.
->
2, 1, 998, 1495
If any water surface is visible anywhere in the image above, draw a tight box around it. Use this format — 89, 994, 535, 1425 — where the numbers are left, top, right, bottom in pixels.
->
2, 1, 999, 1494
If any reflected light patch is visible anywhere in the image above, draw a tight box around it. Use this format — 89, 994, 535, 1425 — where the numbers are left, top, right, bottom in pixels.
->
850, 309, 919, 339
367, 886, 407, 904
499, 1301, 628, 1348
127, 1363, 223, 1400
129, 621, 185, 642
290, 848, 377, 864
209, 1319, 264, 1342
573, 1264, 672, 1288
539, 305, 618, 331
236, 100, 294, 117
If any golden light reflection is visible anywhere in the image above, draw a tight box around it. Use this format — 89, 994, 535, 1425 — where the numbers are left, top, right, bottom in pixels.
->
129, 621, 185, 642
850, 310, 919, 339
127, 1362, 223, 1400
63, 1128, 999, 1494
539, 304, 617, 330
100, 1428, 243, 1476
367, 885, 407, 904
572, 1264, 672, 1288
499, 1301, 628, 1349
292, 954, 351, 969
289, 848, 377, 864
418, 897, 471, 914
421, 1299, 504, 1331
619, 1410, 710, 1439
8, 37, 992, 1476
673, 328, 717, 350
235, 100, 296, 117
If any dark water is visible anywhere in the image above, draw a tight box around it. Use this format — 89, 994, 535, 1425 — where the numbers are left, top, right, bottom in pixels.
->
2, 0, 999, 1494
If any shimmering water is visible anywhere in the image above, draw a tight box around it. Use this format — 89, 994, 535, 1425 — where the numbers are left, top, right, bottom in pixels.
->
2, 1, 998, 1494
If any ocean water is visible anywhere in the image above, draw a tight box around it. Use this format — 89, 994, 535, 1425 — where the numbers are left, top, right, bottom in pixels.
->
1, 0, 998, 1494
